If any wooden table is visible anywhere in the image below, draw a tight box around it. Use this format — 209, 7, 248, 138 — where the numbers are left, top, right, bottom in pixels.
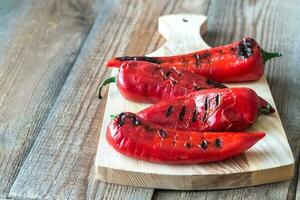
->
0, 0, 299, 199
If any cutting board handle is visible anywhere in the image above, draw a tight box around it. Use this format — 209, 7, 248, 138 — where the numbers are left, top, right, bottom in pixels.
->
149, 14, 210, 56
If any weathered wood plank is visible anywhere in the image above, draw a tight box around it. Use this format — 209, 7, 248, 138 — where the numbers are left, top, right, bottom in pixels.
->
153, 0, 300, 199
8, 0, 211, 199
0, 0, 102, 197
292, 145, 300, 200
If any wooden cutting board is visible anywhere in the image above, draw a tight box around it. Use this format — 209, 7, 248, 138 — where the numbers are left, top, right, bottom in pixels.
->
95, 14, 294, 190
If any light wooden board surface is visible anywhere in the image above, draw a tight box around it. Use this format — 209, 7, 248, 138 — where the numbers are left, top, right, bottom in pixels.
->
0, 0, 299, 199
95, 13, 294, 190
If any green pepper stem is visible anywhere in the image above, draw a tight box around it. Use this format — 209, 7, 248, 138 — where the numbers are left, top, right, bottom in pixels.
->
259, 104, 272, 114
261, 48, 282, 63
110, 114, 117, 119
98, 76, 116, 99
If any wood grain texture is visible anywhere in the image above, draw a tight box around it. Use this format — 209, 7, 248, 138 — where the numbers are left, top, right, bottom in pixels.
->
154, 0, 300, 198
293, 146, 300, 200
1, 0, 299, 199
0, 0, 98, 197
8, 0, 213, 199
96, 13, 293, 190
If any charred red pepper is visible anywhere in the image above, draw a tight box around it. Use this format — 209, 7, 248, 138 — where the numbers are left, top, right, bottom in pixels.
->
138, 88, 266, 132
99, 61, 275, 113
105, 37, 281, 83
107, 112, 265, 164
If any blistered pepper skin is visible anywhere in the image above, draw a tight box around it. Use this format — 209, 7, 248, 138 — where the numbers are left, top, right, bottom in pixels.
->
117, 61, 225, 103
107, 112, 265, 164
106, 37, 281, 83
138, 88, 262, 132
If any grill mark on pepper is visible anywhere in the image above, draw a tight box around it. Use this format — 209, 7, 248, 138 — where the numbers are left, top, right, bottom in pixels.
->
158, 129, 168, 138
194, 85, 201, 90
166, 106, 173, 117
184, 142, 192, 148
199, 139, 208, 149
131, 116, 140, 125
118, 113, 126, 126
215, 94, 220, 107
145, 125, 154, 132
192, 108, 198, 122
202, 96, 209, 122
206, 79, 227, 88
204, 96, 209, 111
194, 54, 201, 68
116, 56, 161, 64
202, 51, 211, 58
179, 106, 186, 121
215, 138, 222, 147
165, 71, 171, 78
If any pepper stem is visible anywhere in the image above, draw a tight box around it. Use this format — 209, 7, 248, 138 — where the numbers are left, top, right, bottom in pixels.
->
98, 76, 116, 99
259, 104, 273, 114
110, 114, 117, 119
261, 48, 282, 63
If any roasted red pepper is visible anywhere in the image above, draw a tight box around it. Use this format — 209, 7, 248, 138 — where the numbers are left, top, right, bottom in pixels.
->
138, 88, 265, 132
107, 112, 265, 164
99, 61, 275, 113
105, 37, 281, 83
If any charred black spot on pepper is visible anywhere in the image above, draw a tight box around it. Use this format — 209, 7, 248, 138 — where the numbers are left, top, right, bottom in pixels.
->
158, 129, 168, 138
237, 38, 254, 59
206, 79, 227, 88
116, 56, 161, 64
194, 54, 201, 68
144, 125, 154, 132
194, 85, 201, 90
184, 142, 192, 148
179, 106, 186, 121
165, 71, 171, 78
215, 94, 220, 107
204, 96, 209, 111
215, 138, 222, 147
166, 106, 173, 117
192, 108, 198, 122
131, 116, 140, 125
218, 50, 223, 53
199, 139, 208, 150
202, 51, 211, 58
118, 112, 126, 126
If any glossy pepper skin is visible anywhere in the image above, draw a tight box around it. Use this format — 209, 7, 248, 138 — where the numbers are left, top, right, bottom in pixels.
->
105, 37, 281, 83
99, 61, 275, 113
107, 112, 265, 164
138, 88, 264, 132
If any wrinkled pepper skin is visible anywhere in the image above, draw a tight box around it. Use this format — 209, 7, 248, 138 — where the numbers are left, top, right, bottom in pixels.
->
99, 61, 275, 113
106, 37, 281, 83
138, 88, 263, 132
107, 112, 265, 164
117, 61, 225, 103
